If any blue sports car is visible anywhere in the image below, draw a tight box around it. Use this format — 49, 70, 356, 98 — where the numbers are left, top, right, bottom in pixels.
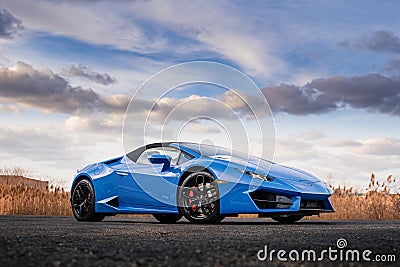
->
70, 142, 334, 224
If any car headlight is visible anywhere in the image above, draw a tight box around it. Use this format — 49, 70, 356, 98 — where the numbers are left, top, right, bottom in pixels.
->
236, 168, 274, 182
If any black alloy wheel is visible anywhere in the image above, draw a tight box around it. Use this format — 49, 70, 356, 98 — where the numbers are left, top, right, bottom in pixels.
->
178, 171, 224, 223
71, 179, 104, 222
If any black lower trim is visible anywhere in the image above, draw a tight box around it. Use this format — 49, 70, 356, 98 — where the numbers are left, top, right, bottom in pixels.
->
300, 199, 328, 210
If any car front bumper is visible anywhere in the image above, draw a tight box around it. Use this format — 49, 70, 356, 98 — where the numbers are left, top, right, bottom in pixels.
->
218, 179, 334, 216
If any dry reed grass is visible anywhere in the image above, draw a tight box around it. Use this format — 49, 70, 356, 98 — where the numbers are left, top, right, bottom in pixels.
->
306, 173, 400, 220
0, 184, 72, 216
0, 173, 398, 220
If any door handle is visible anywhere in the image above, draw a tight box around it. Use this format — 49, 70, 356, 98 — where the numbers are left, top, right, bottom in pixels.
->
116, 171, 128, 176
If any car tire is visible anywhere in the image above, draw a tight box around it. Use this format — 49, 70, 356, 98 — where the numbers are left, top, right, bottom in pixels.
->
178, 171, 224, 224
152, 214, 182, 223
71, 179, 105, 222
271, 215, 304, 224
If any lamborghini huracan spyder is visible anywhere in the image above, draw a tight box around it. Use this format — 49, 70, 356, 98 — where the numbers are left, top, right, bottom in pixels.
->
70, 142, 334, 224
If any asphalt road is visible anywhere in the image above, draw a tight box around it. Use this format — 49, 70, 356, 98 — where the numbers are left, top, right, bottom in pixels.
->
0, 216, 398, 267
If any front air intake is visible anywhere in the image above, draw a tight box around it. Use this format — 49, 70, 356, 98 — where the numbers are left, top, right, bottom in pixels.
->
106, 196, 119, 208
249, 190, 292, 209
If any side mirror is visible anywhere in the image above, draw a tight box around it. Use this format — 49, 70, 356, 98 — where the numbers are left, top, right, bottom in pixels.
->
148, 154, 172, 172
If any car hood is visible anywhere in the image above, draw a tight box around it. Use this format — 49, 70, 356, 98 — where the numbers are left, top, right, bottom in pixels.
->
211, 155, 321, 183
267, 163, 320, 183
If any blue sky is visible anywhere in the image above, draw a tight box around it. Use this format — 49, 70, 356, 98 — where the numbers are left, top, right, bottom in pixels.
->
0, 0, 399, 189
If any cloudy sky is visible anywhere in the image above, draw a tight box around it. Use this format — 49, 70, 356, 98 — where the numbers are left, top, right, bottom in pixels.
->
0, 0, 399, 189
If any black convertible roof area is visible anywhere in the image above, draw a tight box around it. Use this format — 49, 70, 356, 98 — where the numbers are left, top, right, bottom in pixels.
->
126, 142, 177, 162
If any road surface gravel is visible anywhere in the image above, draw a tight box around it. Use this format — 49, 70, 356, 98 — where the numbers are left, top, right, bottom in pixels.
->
0, 216, 398, 266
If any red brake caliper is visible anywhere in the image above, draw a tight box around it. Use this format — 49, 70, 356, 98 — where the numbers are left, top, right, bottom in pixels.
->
190, 186, 196, 211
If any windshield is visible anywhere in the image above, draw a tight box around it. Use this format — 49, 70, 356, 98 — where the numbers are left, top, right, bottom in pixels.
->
181, 143, 270, 164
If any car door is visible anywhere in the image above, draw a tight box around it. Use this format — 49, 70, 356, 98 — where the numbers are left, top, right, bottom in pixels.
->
117, 146, 182, 209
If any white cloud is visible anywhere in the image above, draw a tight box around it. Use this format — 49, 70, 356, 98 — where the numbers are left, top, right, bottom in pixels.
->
62, 64, 117, 85
1, 0, 167, 53
0, 62, 130, 114
0, 124, 78, 162
184, 122, 221, 134
0, 103, 20, 114
65, 113, 123, 136
299, 130, 325, 141
0, 120, 124, 185
126, 0, 285, 76
274, 134, 400, 189
0, 9, 23, 39
352, 137, 400, 156
327, 139, 362, 147
263, 73, 400, 116
2, 0, 286, 77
